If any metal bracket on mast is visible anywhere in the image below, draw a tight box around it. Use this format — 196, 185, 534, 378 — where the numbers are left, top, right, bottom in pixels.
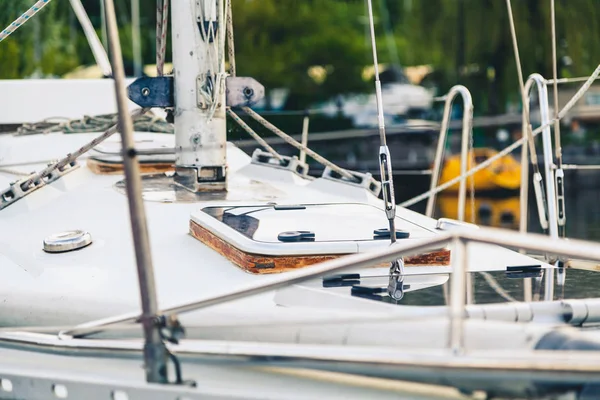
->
127, 76, 264, 109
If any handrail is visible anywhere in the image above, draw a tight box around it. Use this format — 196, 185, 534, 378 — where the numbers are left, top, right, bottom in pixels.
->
524, 74, 560, 302
519, 80, 532, 301
426, 86, 474, 221
61, 226, 600, 352
524, 74, 558, 238
401, 62, 600, 211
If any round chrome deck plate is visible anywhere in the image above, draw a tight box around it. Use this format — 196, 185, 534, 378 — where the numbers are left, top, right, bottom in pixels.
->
43, 230, 92, 253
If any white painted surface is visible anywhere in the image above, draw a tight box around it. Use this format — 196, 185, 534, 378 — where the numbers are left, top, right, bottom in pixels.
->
0, 131, 547, 329
171, 0, 226, 168
0, 79, 138, 124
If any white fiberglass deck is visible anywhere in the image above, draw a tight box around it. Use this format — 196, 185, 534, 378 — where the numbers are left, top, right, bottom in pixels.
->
0, 131, 546, 329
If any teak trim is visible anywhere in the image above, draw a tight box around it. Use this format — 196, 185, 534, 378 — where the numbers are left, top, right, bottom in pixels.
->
87, 158, 174, 175
190, 220, 450, 275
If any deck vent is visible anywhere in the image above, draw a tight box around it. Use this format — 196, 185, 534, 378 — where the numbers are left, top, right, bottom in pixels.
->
43, 230, 92, 253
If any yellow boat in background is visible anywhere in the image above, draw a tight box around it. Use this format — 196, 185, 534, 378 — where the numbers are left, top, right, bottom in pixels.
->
439, 147, 521, 193
437, 195, 520, 229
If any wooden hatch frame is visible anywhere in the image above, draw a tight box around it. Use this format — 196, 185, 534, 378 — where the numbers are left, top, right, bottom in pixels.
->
87, 158, 174, 175
189, 219, 450, 274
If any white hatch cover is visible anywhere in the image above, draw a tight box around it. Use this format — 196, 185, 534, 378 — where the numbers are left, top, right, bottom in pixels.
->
189, 203, 450, 274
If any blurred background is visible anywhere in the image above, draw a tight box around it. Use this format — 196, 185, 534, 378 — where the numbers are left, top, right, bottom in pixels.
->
2, 0, 600, 237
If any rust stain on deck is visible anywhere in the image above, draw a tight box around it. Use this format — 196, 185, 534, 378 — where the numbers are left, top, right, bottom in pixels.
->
190, 220, 450, 274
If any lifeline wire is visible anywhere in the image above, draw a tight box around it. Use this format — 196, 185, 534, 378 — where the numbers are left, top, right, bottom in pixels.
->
365, 0, 397, 242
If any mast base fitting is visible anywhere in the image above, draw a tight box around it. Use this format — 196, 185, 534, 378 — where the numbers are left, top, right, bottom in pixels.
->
174, 166, 227, 192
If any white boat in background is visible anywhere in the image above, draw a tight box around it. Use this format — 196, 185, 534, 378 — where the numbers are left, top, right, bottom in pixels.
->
315, 71, 434, 128
1, 1, 600, 399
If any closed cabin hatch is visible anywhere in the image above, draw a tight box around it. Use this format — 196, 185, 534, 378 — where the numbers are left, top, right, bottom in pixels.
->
190, 203, 450, 274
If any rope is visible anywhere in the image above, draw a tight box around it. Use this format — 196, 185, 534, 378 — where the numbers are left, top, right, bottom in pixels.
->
156, 0, 163, 73
242, 106, 357, 181
558, 63, 600, 120
63, 114, 118, 133
227, 109, 283, 161
156, 0, 169, 76
18, 108, 147, 191
223, 2, 309, 172
195, 1, 227, 121
0, 0, 52, 43
478, 272, 518, 302
214, 0, 227, 119
16, 113, 173, 135
546, 76, 600, 84
225, 0, 236, 76
400, 61, 600, 209
550, 0, 562, 166
505, 0, 541, 168
0, 168, 31, 177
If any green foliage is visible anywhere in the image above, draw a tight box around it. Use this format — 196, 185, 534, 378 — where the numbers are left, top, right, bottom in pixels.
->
0, 38, 20, 78
403, 0, 600, 113
0, 0, 79, 77
0, 0, 599, 115
232, 0, 370, 106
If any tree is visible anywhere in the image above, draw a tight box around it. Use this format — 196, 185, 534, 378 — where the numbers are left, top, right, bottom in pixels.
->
402, 0, 600, 114
0, 0, 79, 78
1, 0, 598, 116
231, 0, 370, 108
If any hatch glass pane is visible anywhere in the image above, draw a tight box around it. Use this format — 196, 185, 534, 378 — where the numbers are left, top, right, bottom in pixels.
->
202, 203, 434, 243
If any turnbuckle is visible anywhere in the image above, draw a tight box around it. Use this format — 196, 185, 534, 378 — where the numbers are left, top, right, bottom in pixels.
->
387, 258, 405, 301
378, 145, 396, 221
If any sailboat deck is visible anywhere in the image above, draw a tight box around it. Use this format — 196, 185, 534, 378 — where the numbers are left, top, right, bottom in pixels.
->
0, 131, 547, 329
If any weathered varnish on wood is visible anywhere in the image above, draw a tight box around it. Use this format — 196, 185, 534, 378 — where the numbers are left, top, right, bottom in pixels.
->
87, 158, 174, 175
190, 220, 451, 275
